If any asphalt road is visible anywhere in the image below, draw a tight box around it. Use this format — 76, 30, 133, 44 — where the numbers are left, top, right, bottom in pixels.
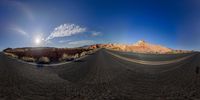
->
0, 49, 200, 100
109, 49, 193, 61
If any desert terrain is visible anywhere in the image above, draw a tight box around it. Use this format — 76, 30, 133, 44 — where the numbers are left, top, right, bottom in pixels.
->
1, 0, 199, 99
0, 41, 200, 100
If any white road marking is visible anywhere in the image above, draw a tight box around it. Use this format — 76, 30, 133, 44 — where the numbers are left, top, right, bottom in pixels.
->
107, 51, 196, 65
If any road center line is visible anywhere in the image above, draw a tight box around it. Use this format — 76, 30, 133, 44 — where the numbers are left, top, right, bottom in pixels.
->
106, 51, 195, 65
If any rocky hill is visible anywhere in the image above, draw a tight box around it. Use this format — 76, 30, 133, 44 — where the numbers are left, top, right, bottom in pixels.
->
88, 40, 190, 54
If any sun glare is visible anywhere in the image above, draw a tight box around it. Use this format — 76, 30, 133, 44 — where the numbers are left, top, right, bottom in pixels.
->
34, 37, 42, 45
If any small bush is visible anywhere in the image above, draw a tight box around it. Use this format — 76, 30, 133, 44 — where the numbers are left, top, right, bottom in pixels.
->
80, 51, 86, 57
60, 53, 74, 61
62, 53, 69, 59
21, 57, 36, 62
38, 57, 50, 64
4, 52, 18, 58
3, 48, 12, 52
3, 47, 93, 63
86, 50, 94, 55
74, 53, 79, 59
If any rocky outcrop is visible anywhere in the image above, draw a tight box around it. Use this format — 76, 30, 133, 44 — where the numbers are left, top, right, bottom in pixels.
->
88, 40, 180, 54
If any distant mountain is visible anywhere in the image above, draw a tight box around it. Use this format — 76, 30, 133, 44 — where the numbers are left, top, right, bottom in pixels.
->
88, 40, 190, 54
3, 40, 191, 54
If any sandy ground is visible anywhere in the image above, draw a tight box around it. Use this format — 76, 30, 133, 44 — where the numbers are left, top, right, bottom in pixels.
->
0, 49, 200, 100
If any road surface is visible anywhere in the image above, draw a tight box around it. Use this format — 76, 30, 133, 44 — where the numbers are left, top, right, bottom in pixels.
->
0, 49, 200, 100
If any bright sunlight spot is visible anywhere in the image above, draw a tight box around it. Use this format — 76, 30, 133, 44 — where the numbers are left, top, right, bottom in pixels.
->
34, 36, 43, 45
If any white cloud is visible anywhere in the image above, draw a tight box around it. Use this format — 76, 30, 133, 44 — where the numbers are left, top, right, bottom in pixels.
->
46, 24, 86, 41
68, 40, 95, 45
58, 40, 71, 43
91, 31, 102, 36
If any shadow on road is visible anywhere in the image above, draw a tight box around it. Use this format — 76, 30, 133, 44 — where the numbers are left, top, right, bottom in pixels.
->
196, 66, 199, 74
87, 53, 94, 55
74, 59, 85, 63
36, 64, 44, 67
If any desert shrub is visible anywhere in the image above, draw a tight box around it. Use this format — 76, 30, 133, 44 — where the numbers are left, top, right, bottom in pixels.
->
60, 53, 74, 61
74, 53, 79, 59
21, 56, 36, 62
4, 52, 18, 58
3, 47, 92, 63
38, 57, 50, 64
80, 51, 86, 57
62, 53, 69, 59
3, 48, 12, 52
86, 50, 94, 55
167, 51, 177, 54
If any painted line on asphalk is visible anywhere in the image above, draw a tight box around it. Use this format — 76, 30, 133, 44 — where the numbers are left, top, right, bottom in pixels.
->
106, 51, 195, 65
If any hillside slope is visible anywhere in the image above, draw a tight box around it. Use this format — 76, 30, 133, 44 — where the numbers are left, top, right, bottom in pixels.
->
88, 40, 190, 54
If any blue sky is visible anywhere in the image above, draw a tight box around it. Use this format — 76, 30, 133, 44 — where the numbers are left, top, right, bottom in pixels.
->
0, 0, 200, 50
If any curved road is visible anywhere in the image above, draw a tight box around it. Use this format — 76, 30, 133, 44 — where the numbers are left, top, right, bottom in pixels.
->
0, 49, 200, 100
106, 50, 195, 65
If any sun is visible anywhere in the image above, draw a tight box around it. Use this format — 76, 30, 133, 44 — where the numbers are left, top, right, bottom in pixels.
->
34, 36, 43, 45
35, 38, 41, 44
